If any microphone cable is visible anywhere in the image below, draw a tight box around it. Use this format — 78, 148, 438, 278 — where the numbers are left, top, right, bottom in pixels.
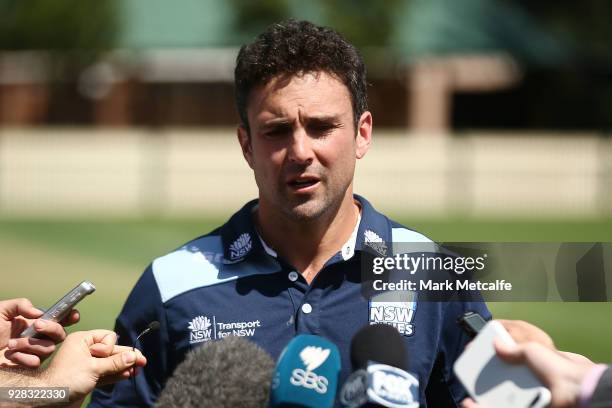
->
131, 321, 160, 391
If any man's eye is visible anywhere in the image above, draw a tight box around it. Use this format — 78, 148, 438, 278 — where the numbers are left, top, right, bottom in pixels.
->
265, 127, 291, 137
309, 124, 337, 135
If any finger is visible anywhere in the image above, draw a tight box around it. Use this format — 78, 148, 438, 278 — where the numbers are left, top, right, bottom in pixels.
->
94, 351, 138, 378
0, 298, 43, 320
80, 330, 118, 348
492, 337, 524, 363
7, 337, 56, 357
559, 351, 593, 365
30, 320, 67, 343
59, 309, 80, 327
106, 346, 147, 367
4, 350, 42, 368
497, 319, 555, 349
461, 398, 480, 408
90, 343, 114, 358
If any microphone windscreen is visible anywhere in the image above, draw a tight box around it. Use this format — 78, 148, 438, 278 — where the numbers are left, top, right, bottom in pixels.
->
269, 334, 341, 408
350, 324, 407, 370
155, 336, 275, 408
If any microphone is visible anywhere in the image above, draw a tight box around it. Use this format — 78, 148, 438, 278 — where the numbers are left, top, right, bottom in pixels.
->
269, 334, 341, 408
131, 321, 160, 388
339, 324, 419, 408
133, 321, 160, 347
155, 336, 275, 408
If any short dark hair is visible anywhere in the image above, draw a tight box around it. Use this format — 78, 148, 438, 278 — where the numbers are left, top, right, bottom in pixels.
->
234, 20, 368, 132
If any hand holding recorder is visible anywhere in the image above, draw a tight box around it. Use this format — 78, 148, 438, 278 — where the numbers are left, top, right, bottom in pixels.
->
0, 297, 80, 368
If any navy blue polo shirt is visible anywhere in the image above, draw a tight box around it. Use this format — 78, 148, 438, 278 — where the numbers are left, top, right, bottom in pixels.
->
89, 195, 490, 407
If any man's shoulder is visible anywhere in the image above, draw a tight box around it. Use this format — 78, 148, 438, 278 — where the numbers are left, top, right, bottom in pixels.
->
149, 227, 228, 303
387, 218, 433, 244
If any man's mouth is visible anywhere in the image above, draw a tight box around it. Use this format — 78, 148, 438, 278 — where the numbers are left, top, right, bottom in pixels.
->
287, 176, 320, 191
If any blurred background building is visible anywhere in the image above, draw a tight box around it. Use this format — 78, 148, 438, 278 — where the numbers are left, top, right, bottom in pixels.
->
0, 0, 610, 217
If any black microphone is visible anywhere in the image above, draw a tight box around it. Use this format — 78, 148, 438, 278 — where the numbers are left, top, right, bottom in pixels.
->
339, 324, 420, 408
133, 321, 160, 348
130, 321, 160, 390
155, 336, 275, 408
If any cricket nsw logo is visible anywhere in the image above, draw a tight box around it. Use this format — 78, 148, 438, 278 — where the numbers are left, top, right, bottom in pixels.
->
229, 233, 252, 260
188, 315, 213, 344
364, 230, 387, 256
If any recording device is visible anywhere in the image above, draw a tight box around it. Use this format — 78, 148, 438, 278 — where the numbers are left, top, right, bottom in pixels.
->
155, 336, 275, 408
269, 334, 341, 408
339, 324, 419, 408
20, 280, 96, 338
457, 311, 489, 338
453, 320, 551, 408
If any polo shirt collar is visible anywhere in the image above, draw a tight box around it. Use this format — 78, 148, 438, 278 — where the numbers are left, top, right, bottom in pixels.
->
219, 195, 393, 264
353, 194, 392, 257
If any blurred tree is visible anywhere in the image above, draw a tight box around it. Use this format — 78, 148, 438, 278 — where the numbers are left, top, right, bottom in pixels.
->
0, 0, 119, 51
514, 0, 612, 61
229, 0, 291, 43
312, 0, 402, 47
228, 0, 401, 48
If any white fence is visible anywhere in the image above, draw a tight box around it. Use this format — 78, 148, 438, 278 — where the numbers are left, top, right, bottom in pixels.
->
0, 128, 610, 218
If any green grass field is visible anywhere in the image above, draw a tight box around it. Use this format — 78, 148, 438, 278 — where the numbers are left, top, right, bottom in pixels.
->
1, 217, 611, 362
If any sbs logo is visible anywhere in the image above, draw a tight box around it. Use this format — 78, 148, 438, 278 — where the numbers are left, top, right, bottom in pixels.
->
289, 346, 330, 394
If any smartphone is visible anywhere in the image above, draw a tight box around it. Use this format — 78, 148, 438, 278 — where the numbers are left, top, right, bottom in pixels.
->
20, 281, 96, 338
453, 321, 551, 408
458, 311, 489, 338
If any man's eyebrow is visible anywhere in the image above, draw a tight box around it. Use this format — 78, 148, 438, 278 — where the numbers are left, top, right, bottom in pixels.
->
305, 115, 342, 124
261, 118, 293, 128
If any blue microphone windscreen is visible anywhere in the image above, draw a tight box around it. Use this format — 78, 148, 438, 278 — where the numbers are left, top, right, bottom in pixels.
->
269, 334, 341, 408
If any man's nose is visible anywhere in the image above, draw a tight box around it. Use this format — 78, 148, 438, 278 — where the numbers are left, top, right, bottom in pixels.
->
287, 128, 314, 165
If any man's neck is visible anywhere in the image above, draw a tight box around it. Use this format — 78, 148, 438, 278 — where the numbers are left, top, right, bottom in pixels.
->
256, 194, 360, 284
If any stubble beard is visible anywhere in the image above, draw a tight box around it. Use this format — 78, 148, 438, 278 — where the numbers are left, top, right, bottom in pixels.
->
278, 179, 350, 224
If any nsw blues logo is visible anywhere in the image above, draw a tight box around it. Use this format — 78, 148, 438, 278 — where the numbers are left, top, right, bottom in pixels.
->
369, 292, 417, 337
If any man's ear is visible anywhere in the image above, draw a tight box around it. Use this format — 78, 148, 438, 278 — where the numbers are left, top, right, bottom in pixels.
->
355, 111, 372, 159
237, 125, 254, 169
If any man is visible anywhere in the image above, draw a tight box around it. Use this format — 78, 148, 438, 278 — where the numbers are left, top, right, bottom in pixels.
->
0, 298, 146, 406
90, 20, 490, 407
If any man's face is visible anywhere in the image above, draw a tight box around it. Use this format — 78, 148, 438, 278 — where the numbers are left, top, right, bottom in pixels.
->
238, 71, 372, 221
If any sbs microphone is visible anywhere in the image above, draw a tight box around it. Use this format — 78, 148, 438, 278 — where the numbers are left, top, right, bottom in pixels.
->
269, 334, 341, 408
155, 336, 275, 408
340, 324, 419, 408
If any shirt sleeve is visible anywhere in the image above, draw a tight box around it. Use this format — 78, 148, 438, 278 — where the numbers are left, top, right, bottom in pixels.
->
88, 265, 170, 407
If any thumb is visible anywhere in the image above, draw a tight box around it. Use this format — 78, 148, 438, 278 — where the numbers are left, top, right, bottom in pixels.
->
2, 298, 43, 320
95, 351, 137, 378
493, 338, 524, 364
